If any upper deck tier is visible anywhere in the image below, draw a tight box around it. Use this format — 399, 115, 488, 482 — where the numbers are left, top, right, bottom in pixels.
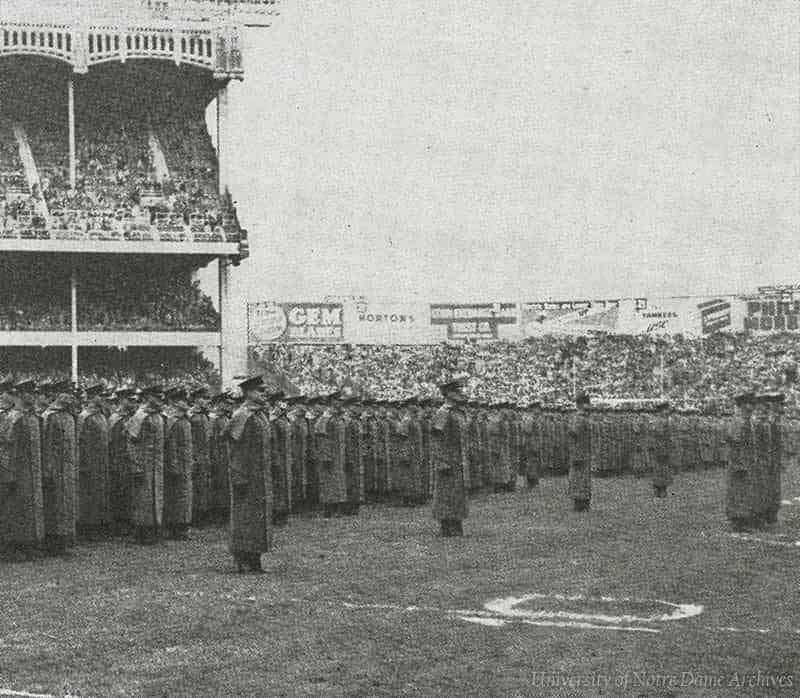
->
0, 0, 280, 79
3, 1, 280, 25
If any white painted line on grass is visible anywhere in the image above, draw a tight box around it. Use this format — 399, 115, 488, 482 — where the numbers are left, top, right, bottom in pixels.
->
729, 532, 800, 548
0, 690, 54, 698
455, 615, 661, 633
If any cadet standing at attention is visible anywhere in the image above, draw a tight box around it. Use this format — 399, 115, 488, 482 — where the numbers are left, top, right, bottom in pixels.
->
342, 395, 363, 515
127, 386, 165, 545
314, 393, 348, 518
77, 384, 111, 540
189, 386, 212, 527
268, 391, 291, 526
163, 387, 193, 541
725, 392, 756, 530
0, 382, 44, 561
41, 384, 78, 555
567, 393, 592, 511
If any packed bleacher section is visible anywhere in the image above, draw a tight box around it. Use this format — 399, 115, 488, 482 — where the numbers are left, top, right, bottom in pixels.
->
0, 61, 241, 243
257, 333, 800, 413
0, 256, 70, 330
0, 117, 46, 239
77, 259, 220, 331
0, 255, 220, 332
0, 346, 220, 390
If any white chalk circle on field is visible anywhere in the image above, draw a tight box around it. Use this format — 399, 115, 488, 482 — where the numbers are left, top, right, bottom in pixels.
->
457, 592, 704, 633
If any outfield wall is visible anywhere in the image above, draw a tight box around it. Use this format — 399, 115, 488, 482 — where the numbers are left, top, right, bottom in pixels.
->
246, 291, 800, 345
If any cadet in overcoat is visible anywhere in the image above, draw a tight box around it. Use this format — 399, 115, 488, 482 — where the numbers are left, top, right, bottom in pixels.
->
431, 379, 469, 537
108, 388, 137, 534
0, 386, 44, 560
227, 375, 273, 573
41, 387, 78, 554
163, 388, 193, 540
77, 385, 111, 539
268, 392, 291, 526
375, 402, 392, 499
650, 402, 674, 497
189, 387, 212, 527
630, 408, 649, 477
208, 393, 232, 523
394, 399, 426, 505
567, 394, 592, 511
342, 396, 363, 514
287, 397, 310, 512
754, 393, 784, 526
127, 388, 165, 544
418, 399, 435, 499
314, 394, 348, 517
358, 400, 377, 502
521, 402, 542, 488
725, 392, 756, 530
466, 403, 483, 493
486, 404, 514, 492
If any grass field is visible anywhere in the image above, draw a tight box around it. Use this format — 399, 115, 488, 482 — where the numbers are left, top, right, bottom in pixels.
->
1, 466, 799, 697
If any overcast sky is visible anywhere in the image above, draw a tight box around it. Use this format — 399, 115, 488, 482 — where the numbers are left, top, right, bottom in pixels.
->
219, 0, 799, 304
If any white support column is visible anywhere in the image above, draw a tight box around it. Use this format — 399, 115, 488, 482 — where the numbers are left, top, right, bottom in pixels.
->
219, 257, 232, 387
216, 83, 229, 196
71, 260, 78, 385
68, 77, 76, 191
218, 257, 248, 388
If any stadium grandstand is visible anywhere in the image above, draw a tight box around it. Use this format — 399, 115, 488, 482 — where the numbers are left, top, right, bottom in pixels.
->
0, 0, 271, 390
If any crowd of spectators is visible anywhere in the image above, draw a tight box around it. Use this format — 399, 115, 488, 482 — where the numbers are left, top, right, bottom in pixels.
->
2, 108, 241, 242
0, 296, 69, 331
256, 333, 800, 413
0, 118, 47, 237
0, 258, 219, 332
0, 348, 220, 392
78, 270, 220, 331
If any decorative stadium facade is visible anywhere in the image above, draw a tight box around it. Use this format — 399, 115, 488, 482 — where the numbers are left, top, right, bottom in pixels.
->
0, 0, 274, 388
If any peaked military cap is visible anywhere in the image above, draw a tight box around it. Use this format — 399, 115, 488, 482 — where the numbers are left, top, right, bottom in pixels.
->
164, 386, 188, 401
0, 379, 14, 392
734, 391, 756, 406
438, 375, 467, 395
14, 379, 36, 393
85, 384, 105, 398
756, 392, 785, 404
190, 386, 210, 400
238, 375, 265, 392
575, 391, 591, 407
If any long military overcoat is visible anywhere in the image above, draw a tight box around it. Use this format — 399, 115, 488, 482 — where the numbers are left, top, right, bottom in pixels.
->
227, 402, 273, 554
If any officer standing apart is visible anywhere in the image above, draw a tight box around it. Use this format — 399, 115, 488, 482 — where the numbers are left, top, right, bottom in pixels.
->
431, 378, 469, 537
650, 402, 674, 498
227, 375, 273, 573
